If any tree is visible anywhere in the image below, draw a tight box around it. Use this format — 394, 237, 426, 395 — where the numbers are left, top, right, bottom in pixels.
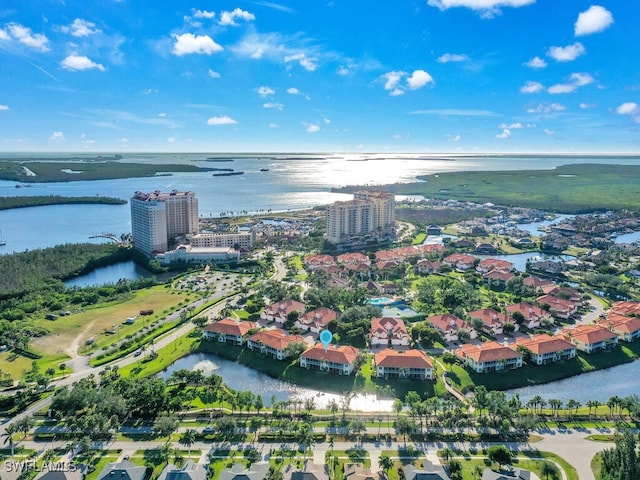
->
2, 423, 18, 457
153, 416, 179, 438
487, 445, 512, 469
600, 430, 640, 480
540, 460, 560, 480
350, 418, 366, 444
379, 454, 393, 474
178, 429, 197, 458
394, 416, 416, 444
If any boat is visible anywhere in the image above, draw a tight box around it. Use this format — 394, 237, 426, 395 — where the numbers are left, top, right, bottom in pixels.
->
259, 168, 269, 172
0, 230, 5, 246
212, 171, 244, 177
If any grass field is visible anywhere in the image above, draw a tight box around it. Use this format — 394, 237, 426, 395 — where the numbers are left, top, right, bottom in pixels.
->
344, 163, 640, 212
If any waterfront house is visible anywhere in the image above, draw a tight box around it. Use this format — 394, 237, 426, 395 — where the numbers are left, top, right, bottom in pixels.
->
299, 344, 359, 375
476, 258, 515, 274
535, 295, 578, 320
374, 348, 434, 380
96, 461, 146, 480
468, 308, 514, 335
561, 325, 619, 353
296, 307, 340, 334
540, 285, 583, 303
443, 253, 477, 271
599, 313, 640, 342
427, 224, 443, 236
369, 317, 409, 347
202, 318, 258, 345
283, 461, 329, 480
455, 342, 523, 373
403, 462, 451, 480
483, 269, 517, 288
505, 302, 553, 329
512, 334, 576, 365
414, 259, 442, 275
523, 275, 556, 292
220, 463, 269, 480
158, 461, 207, 480
247, 329, 306, 360
426, 313, 476, 342
261, 299, 306, 324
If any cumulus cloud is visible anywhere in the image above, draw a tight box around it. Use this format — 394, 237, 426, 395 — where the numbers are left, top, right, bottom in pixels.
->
337, 65, 350, 75
616, 102, 638, 115
437, 53, 469, 63
407, 70, 434, 90
575, 5, 613, 36
49, 131, 64, 140
524, 56, 547, 69
208, 69, 221, 78
172, 33, 223, 56
257, 86, 275, 97
447, 134, 462, 142
207, 115, 238, 125
382, 71, 404, 93
548, 72, 594, 94
305, 123, 320, 133
527, 103, 566, 114
193, 9, 215, 19
547, 42, 585, 62
287, 87, 301, 95
219, 8, 255, 26
427, 0, 535, 18
4, 23, 49, 51
0, 104, 9, 110
263, 102, 283, 110
61, 19, 101, 37
544, 129, 554, 135
500, 122, 523, 129
268, 123, 279, 128
284, 53, 317, 71
520, 81, 544, 94
496, 128, 511, 139
61, 54, 106, 71
323, 118, 331, 124
167, 137, 176, 143
411, 108, 497, 116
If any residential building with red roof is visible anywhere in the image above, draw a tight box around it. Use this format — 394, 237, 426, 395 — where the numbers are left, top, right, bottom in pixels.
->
414, 259, 442, 275
299, 344, 360, 375
369, 317, 410, 347
296, 307, 340, 334
336, 252, 370, 265
468, 308, 514, 335
261, 298, 306, 324
536, 294, 578, 319
505, 302, 553, 329
443, 253, 477, 271
455, 341, 523, 373
483, 269, 517, 288
540, 285, 583, 303
374, 349, 434, 380
512, 334, 576, 365
202, 318, 258, 345
523, 276, 556, 292
426, 313, 476, 342
304, 254, 335, 270
476, 258, 515, 274
599, 312, 640, 342
610, 301, 640, 316
561, 324, 619, 353
247, 329, 307, 360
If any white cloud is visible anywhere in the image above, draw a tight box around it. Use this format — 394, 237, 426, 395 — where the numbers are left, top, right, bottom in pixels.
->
287, 87, 300, 95
547, 42, 585, 62
207, 115, 238, 125
62, 19, 101, 37
448, 134, 462, 142
575, 5, 613, 36
140, 88, 158, 95
5, 23, 50, 51
437, 53, 469, 63
61, 54, 106, 71
0, 29, 9, 41
407, 70, 434, 90
524, 56, 547, 69
337, 65, 350, 75
544, 129, 554, 135
0, 104, 9, 111
616, 102, 639, 115
284, 53, 317, 71
382, 71, 404, 92
323, 118, 331, 124
263, 102, 283, 110
306, 124, 320, 133
193, 9, 215, 19
580, 103, 595, 109
548, 72, 595, 94
119, 137, 129, 143
219, 8, 255, 26
167, 137, 176, 143
499, 122, 523, 129
268, 123, 279, 128
496, 128, 511, 139
526, 102, 566, 114
427, 0, 535, 18
520, 81, 544, 93
257, 86, 275, 97
158, 112, 166, 117
411, 108, 497, 116
172, 33, 223, 56
49, 131, 64, 140
208, 69, 221, 78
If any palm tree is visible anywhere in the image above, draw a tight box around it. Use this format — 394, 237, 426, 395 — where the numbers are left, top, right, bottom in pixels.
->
179, 429, 197, 458
2, 424, 18, 457
379, 455, 393, 477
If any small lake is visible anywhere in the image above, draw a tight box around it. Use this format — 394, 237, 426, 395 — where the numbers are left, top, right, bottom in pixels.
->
514, 214, 573, 237
476, 252, 575, 273
64, 261, 161, 288
160, 352, 394, 411
614, 231, 640, 244
507, 359, 640, 404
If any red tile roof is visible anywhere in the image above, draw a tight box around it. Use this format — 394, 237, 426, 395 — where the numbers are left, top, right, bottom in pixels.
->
477, 258, 515, 272
610, 301, 640, 316
456, 342, 522, 363
204, 318, 258, 336
600, 313, 640, 335
375, 349, 433, 369
514, 334, 574, 355
248, 329, 305, 351
523, 276, 555, 289
427, 313, 469, 332
561, 324, 618, 344
298, 307, 339, 328
505, 302, 549, 320
468, 308, 510, 327
300, 344, 359, 365
304, 254, 335, 267
443, 253, 477, 266
263, 298, 306, 316
337, 252, 370, 265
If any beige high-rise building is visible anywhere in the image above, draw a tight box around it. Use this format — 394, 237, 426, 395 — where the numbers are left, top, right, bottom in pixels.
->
131, 190, 199, 256
325, 191, 395, 246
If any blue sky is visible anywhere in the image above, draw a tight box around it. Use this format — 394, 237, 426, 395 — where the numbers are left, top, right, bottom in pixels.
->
0, 0, 638, 153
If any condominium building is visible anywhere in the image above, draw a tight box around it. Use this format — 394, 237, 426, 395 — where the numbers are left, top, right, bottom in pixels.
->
187, 230, 255, 250
325, 191, 395, 246
131, 190, 199, 256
